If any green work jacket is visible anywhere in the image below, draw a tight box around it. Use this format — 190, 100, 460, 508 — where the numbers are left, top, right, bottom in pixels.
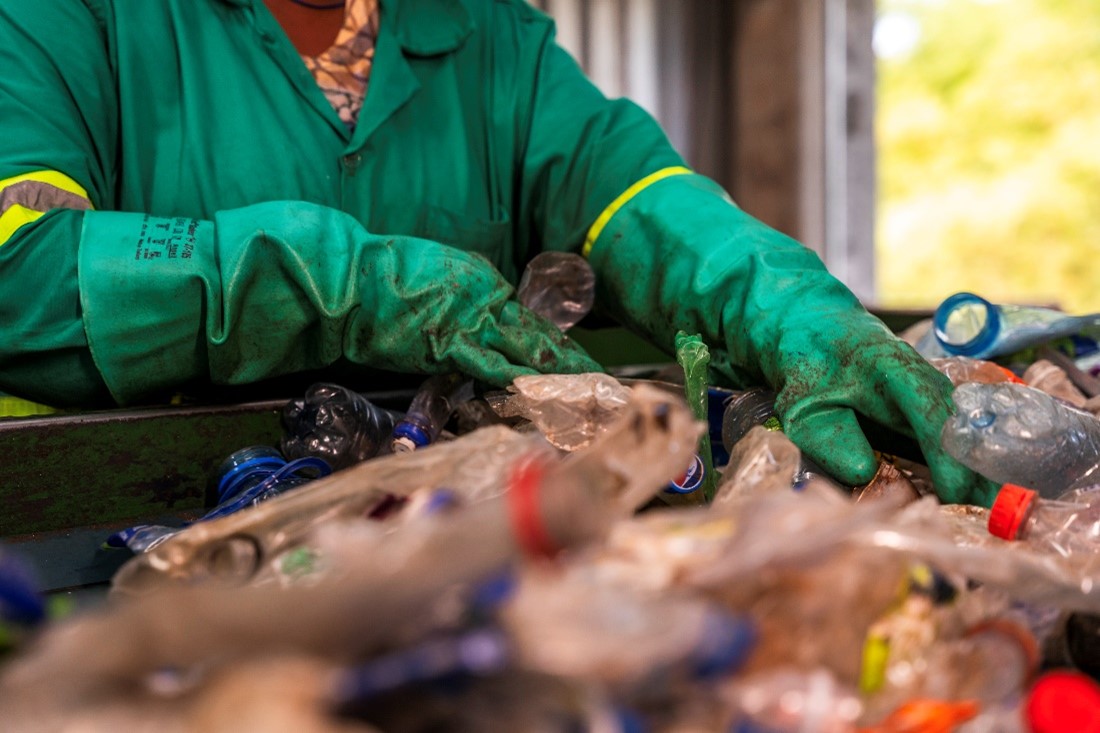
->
0, 0, 843, 408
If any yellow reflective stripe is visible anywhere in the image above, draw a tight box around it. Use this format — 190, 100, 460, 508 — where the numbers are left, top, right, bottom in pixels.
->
0, 170, 91, 200
0, 395, 57, 418
0, 170, 93, 246
581, 166, 693, 258
0, 204, 45, 246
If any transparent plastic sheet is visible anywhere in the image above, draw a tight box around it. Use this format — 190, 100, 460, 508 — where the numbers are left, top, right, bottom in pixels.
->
713, 425, 802, 506
942, 381, 1100, 497
489, 372, 635, 451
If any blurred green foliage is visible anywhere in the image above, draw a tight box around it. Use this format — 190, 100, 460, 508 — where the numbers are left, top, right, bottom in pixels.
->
877, 0, 1100, 312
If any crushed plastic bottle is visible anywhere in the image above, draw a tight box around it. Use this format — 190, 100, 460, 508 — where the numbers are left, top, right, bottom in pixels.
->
281, 382, 399, 470
714, 425, 802, 505
489, 372, 634, 451
721, 387, 784, 453
106, 446, 331, 554
930, 357, 1023, 387
942, 381, 1100, 497
720, 388, 845, 491
515, 251, 596, 332
391, 372, 475, 453
987, 483, 1100, 556
928, 291, 1100, 361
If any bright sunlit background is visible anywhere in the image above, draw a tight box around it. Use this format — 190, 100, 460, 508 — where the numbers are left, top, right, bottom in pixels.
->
876, 0, 1100, 312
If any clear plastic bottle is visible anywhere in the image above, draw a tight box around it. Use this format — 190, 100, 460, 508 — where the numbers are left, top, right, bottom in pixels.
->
987, 483, 1100, 555
391, 372, 475, 453
720, 387, 835, 489
281, 382, 399, 469
942, 381, 1100, 498
932, 290, 1100, 358
931, 291, 1100, 360
721, 387, 783, 454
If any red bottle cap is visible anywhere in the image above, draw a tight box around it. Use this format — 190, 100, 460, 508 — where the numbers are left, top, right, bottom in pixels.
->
1026, 671, 1100, 733
988, 484, 1037, 540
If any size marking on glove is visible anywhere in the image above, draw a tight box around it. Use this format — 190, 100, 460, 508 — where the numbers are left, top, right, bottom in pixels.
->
0, 170, 93, 246
134, 216, 199, 262
582, 166, 693, 258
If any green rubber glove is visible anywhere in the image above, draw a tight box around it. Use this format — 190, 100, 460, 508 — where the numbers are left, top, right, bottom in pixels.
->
78, 202, 601, 404
586, 172, 999, 506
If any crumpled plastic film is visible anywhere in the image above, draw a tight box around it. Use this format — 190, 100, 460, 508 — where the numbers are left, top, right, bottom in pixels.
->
490, 372, 633, 451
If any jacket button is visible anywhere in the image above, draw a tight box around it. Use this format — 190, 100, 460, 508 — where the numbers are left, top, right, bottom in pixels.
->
342, 153, 362, 172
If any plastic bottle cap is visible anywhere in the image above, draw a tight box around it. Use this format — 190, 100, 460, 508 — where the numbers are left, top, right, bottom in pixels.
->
1026, 671, 1100, 733
988, 484, 1037, 540
392, 421, 430, 452
933, 291, 1001, 357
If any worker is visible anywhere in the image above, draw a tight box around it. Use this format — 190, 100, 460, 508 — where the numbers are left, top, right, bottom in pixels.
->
0, 0, 996, 505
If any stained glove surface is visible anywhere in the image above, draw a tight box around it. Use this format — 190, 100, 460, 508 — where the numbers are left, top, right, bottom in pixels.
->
79, 202, 600, 404
586, 173, 999, 506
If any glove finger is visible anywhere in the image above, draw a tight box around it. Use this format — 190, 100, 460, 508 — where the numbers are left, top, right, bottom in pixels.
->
492, 302, 604, 374
781, 403, 878, 486
444, 335, 542, 387
887, 372, 1001, 506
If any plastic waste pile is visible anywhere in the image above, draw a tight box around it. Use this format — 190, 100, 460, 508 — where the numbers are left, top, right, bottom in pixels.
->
8, 288, 1100, 731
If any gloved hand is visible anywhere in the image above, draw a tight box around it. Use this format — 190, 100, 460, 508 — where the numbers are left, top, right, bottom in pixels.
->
585, 172, 999, 506
744, 300, 1001, 506
78, 201, 601, 403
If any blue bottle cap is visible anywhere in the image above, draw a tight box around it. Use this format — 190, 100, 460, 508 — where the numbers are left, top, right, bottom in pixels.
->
392, 421, 431, 450
666, 454, 705, 494
933, 291, 1001, 357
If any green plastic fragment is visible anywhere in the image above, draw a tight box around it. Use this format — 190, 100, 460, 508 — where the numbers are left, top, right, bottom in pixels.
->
674, 331, 718, 501
279, 546, 317, 580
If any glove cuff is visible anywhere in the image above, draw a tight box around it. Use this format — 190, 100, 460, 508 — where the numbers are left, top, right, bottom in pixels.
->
79, 211, 215, 403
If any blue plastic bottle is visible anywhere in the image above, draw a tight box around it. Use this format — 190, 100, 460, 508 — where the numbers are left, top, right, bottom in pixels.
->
932, 291, 1100, 361
106, 446, 330, 552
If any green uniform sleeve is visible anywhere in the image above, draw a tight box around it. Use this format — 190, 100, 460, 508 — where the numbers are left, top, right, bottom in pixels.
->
0, 1, 118, 406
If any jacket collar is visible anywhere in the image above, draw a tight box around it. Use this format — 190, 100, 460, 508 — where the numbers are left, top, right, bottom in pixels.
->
220, 0, 474, 56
